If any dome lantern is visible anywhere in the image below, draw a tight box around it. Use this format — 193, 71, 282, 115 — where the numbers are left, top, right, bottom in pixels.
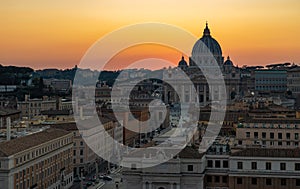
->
203, 21, 211, 36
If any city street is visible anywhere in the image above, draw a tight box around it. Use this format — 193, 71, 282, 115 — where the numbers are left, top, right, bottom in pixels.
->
100, 171, 124, 189
70, 167, 123, 189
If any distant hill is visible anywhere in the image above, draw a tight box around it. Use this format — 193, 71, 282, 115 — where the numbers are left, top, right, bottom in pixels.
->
0, 65, 33, 85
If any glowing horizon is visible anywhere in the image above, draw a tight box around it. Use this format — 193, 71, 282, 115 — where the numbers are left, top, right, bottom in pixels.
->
1, 0, 300, 70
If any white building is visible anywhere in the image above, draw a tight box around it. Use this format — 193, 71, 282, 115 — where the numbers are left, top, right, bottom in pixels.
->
122, 146, 205, 189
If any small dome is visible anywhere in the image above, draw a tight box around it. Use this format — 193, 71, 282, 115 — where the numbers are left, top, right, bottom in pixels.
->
224, 56, 233, 66
178, 56, 188, 67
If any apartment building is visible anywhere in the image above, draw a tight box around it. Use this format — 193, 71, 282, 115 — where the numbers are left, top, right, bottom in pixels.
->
236, 118, 300, 148
204, 144, 230, 189
124, 139, 300, 189
254, 69, 287, 94
122, 146, 205, 189
0, 128, 73, 189
17, 95, 59, 118
287, 67, 300, 97
51, 116, 123, 177
0, 109, 21, 128
229, 148, 300, 189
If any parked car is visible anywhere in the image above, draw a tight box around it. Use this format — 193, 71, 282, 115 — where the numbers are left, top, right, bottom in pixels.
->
99, 175, 104, 179
74, 177, 81, 182
86, 182, 93, 187
103, 176, 113, 181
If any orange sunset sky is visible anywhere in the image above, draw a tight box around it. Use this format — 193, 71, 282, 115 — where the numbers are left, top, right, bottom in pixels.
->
1, 0, 300, 70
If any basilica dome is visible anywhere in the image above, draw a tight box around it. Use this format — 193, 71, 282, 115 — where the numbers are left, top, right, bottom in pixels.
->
191, 23, 222, 58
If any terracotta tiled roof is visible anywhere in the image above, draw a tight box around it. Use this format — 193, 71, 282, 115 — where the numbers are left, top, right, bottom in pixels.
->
0, 128, 71, 157
231, 148, 300, 158
0, 108, 21, 116
125, 146, 204, 159
178, 146, 204, 159
50, 116, 113, 131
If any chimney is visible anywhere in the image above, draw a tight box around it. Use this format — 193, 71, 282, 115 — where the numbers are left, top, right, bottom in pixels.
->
25, 94, 30, 102
6, 117, 11, 141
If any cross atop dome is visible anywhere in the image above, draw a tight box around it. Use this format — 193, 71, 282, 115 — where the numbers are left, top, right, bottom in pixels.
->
203, 21, 211, 36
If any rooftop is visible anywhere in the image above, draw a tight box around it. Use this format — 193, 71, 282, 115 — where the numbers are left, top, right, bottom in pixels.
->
231, 148, 300, 158
0, 109, 21, 116
0, 128, 71, 157
50, 115, 113, 131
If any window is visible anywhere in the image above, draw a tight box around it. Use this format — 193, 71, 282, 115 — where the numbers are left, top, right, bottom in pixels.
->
207, 160, 213, 168
215, 160, 221, 168
207, 175, 212, 183
280, 163, 286, 170
296, 179, 300, 186
254, 132, 258, 139
251, 162, 257, 170
215, 176, 220, 183
131, 164, 137, 170
295, 163, 300, 171
266, 178, 272, 185
73, 150, 76, 156
262, 132, 266, 139
295, 133, 299, 140
237, 177, 242, 184
223, 160, 228, 168
187, 165, 193, 171
281, 178, 286, 186
80, 159, 83, 163
251, 178, 257, 185
266, 162, 272, 170
278, 133, 282, 139
246, 132, 250, 138
237, 162, 243, 169
222, 176, 227, 183
270, 132, 274, 139
278, 141, 282, 146
80, 141, 84, 146
286, 133, 290, 139
80, 149, 83, 156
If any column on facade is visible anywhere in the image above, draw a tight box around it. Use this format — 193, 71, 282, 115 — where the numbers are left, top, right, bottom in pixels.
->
174, 85, 177, 102
219, 85, 223, 101
181, 84, 185, 103
164, 88, 168, 103
203, 85, 207, 105
210, 85, 214, 101
196, 84, 200, 102
189, 84, 193, 103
